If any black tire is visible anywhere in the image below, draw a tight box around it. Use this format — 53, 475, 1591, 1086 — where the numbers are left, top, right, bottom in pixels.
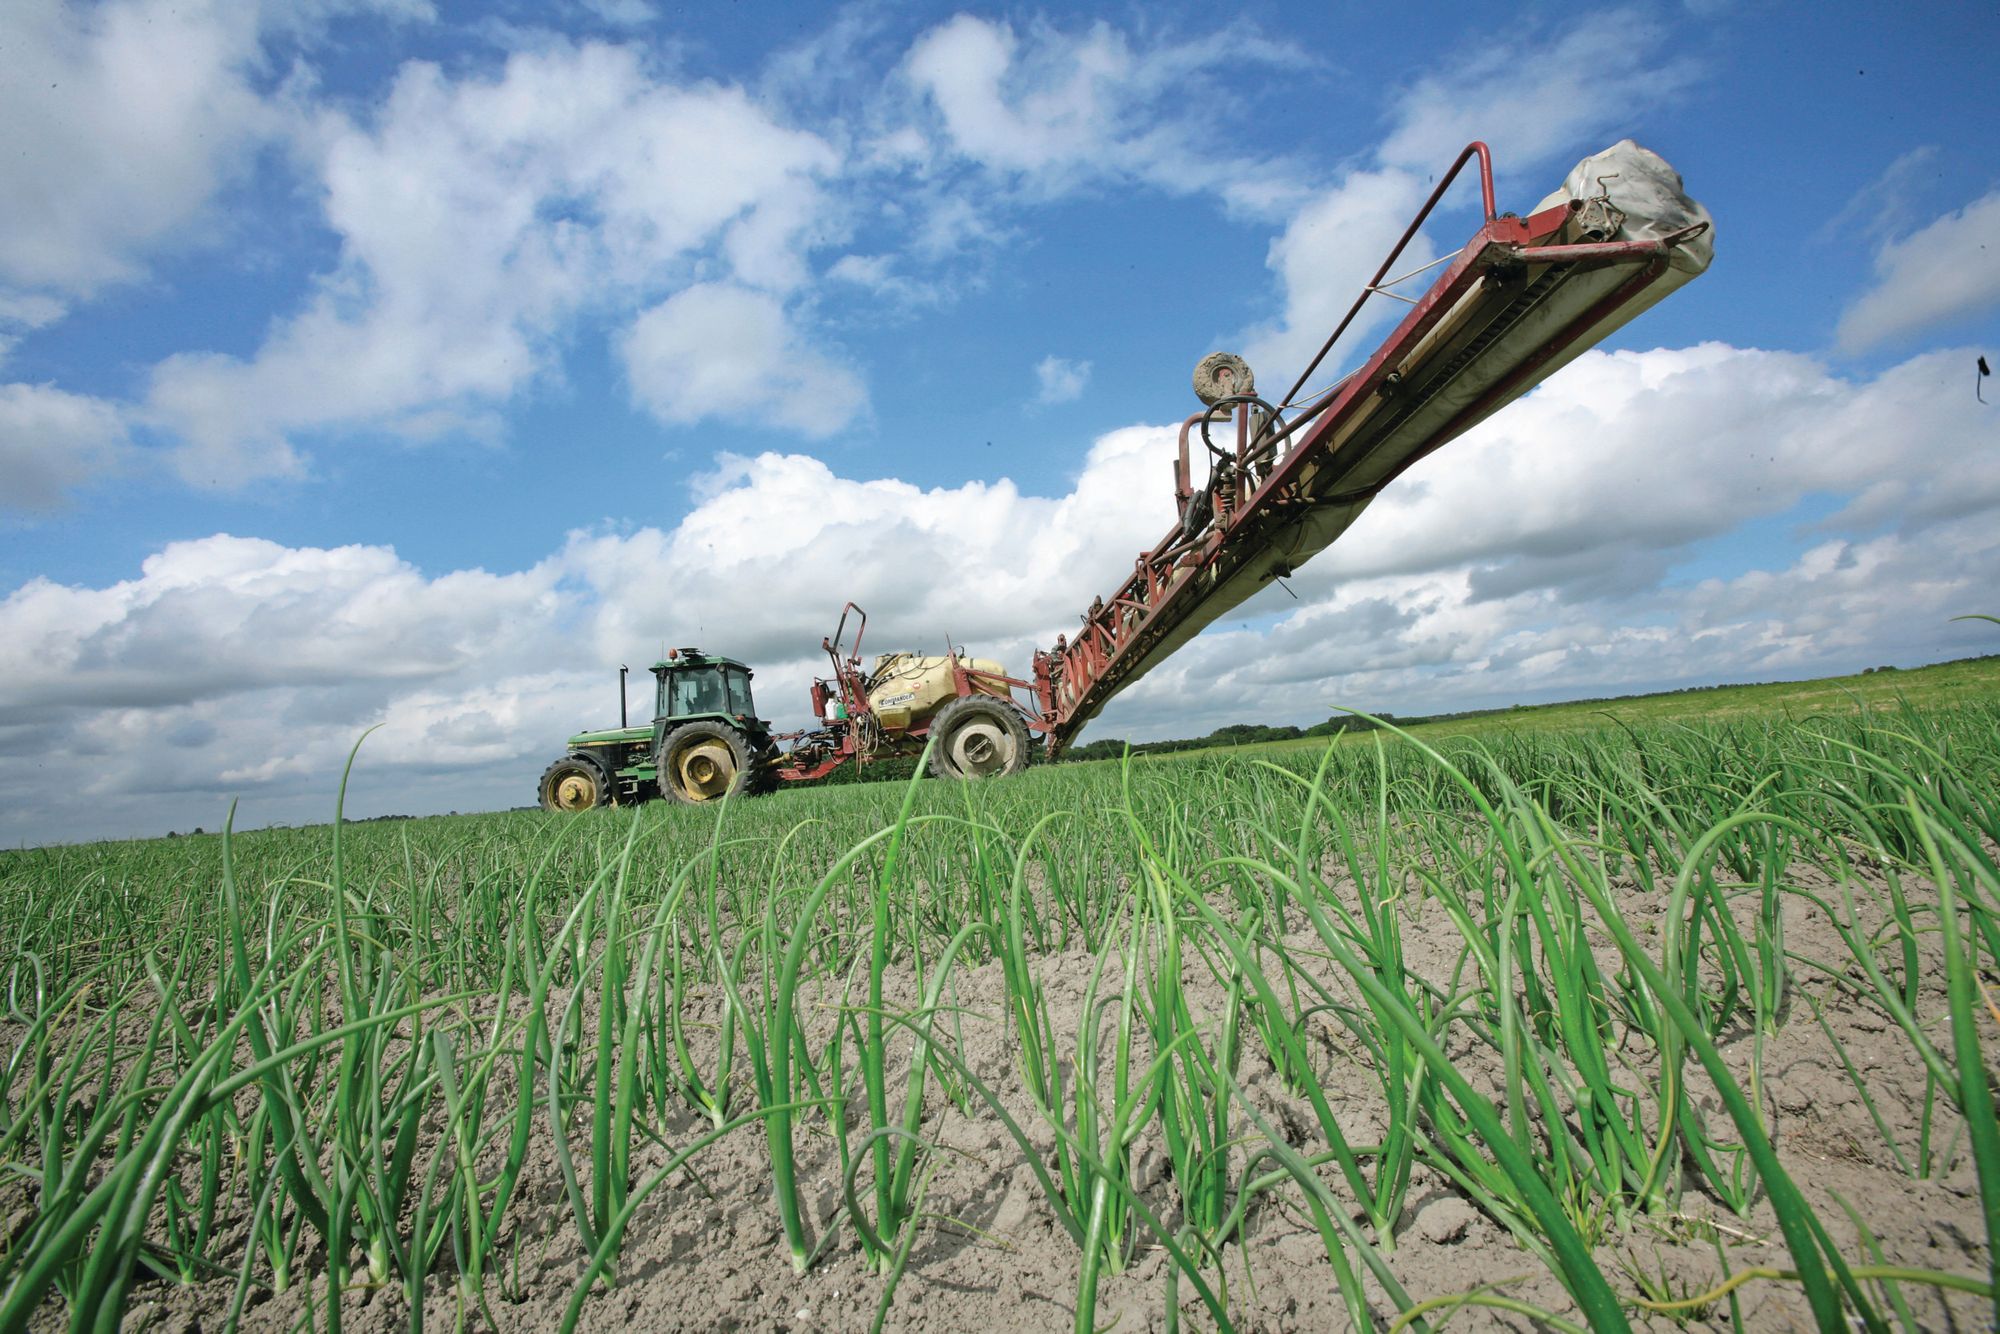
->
539, 753, 612, 812
659, 721, 754, 805
747, 741, 782, 796
927, 695, 1031, 780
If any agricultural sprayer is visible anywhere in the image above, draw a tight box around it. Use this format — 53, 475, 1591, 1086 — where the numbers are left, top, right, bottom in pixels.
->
540, 138, 1712, 808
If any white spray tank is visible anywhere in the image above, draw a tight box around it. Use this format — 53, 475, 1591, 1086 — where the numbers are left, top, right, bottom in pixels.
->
865, 652, 1009, 734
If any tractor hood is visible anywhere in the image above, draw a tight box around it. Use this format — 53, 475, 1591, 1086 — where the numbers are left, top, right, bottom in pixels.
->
569, 725, 653, 748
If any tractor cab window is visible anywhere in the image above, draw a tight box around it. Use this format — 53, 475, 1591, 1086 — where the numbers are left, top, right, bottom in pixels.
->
723, 666, 756, 718
669, 669, 725, 717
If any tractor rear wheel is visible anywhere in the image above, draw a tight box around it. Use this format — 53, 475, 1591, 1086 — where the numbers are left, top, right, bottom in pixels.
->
928, 695, 1031, 780
659, 721, 753, 804
540, 753, 613, 812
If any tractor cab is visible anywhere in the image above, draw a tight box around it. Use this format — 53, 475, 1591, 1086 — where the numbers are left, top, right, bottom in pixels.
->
652, 648, 758, 723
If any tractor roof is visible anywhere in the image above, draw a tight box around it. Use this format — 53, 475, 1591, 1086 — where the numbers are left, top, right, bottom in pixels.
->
650, 649, 753, 673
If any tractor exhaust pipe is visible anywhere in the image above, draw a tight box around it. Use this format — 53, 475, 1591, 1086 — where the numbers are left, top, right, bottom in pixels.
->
619, 665, 629, 729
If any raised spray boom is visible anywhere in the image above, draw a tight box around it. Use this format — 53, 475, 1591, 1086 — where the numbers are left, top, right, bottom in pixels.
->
1025, 139, 1713, 752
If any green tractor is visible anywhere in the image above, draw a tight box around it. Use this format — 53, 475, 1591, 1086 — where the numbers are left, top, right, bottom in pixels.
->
537, 649, 778, 810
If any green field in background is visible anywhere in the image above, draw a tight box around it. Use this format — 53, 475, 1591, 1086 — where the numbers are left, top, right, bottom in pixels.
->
1211, 653, 2000, 759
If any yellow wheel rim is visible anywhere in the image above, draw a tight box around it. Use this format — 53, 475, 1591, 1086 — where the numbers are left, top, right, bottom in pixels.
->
550, 771, 600, 811
673, 739, 737, 801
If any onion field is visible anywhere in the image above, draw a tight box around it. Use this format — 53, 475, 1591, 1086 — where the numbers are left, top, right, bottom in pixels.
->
4, 697, 1998, 1330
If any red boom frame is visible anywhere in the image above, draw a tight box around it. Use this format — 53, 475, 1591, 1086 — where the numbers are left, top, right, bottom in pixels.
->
1028, 141, 1706, 754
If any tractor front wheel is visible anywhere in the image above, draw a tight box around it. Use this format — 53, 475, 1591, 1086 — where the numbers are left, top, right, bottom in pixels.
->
927, 695, 1031, 781
659, 721, 753, 804
539, 753, 613, 812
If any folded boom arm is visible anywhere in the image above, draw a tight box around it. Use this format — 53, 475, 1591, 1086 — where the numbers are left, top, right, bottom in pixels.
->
1025, 140, 1712, 754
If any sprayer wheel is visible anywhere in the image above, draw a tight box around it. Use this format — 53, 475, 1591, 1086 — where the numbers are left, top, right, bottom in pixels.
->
928, 695, 1031, 781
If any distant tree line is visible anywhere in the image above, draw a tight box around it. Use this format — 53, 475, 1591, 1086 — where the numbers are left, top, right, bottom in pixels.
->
1062, 714, 1387, 763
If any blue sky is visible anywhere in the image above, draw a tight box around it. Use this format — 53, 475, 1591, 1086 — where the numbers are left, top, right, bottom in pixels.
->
2, 0, 1997, 844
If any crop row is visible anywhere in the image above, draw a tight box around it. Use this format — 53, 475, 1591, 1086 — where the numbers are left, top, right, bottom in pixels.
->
3, 700, 1998, 1329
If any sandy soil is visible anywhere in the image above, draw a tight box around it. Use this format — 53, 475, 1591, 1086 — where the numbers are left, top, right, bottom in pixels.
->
54, 857, 2000, 1332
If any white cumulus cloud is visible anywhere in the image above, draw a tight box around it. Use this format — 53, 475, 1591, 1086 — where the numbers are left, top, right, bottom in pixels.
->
1306, 344, 1999, 592
0, 0, 428, 307
902, 14, 1307, 218
143, 40, 847, 483
621, 285, 866, 438
1378, 9, 1701, 173
1837, 190, 2000, 352
0, 534, 563, 716
0, 383, 131, 512
1034, 355, 1091, 405
0, 0, 270, 297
